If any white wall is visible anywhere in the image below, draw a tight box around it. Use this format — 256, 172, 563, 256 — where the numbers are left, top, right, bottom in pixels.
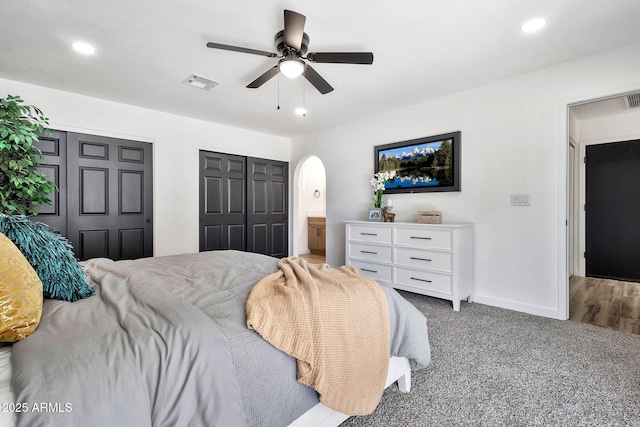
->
574, 106, 640, 276
291, 41, 640, 319
0, 78, 291, 256
578, 108, 640, 143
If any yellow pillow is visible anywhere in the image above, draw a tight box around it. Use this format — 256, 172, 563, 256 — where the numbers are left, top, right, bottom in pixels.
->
0, 232, 43, 342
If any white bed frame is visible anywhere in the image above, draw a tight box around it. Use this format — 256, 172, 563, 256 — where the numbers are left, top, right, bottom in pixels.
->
288, 356, 412, 427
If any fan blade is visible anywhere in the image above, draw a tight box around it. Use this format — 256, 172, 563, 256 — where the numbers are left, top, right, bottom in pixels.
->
284, 10, 306, 50
247, 66, 280, 88
307, 52, 374, 64
207, 42, 277, 58
303, 65, 334, 95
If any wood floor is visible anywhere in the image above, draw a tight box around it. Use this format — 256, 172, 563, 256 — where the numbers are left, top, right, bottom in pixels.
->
569, 276, 640, 335
297, 253, 326, 265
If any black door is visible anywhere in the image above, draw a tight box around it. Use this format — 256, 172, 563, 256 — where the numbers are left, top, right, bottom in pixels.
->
199, 151, 288, 256
199, 151, 246, 251
66, 133, 153, 261
34, 130, 67, 235
585, 139, 640, 282
247, 157, 288, 257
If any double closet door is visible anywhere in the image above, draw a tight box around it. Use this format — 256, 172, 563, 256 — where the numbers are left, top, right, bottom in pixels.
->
35, 130, 153, 261
199, 150, 288, 258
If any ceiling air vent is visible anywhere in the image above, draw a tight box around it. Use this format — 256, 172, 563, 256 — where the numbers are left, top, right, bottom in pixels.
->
624, 92, 640, 109
182, 74, 219, 90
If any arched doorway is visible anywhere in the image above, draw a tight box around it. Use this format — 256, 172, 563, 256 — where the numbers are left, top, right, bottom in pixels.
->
293, 155, 327, 262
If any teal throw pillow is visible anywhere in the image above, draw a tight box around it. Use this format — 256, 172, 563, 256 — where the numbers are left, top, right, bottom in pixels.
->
0, 215, 94, 302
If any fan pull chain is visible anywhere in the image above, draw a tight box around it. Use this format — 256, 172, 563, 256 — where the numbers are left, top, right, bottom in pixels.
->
301, 77, 306, 117
277, 74, 280, 110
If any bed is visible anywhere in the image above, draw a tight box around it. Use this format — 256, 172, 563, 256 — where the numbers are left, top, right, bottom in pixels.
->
2, 250, 430, 427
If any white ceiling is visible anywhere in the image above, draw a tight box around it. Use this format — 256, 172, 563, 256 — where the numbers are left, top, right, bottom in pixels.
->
2, 1, 640, 138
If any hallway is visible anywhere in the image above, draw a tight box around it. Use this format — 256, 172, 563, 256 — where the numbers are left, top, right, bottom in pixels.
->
297, 253, 326, 265
569, 276, 640, 335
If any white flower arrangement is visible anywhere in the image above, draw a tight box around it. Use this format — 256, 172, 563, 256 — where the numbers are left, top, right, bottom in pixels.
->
370, 170, 396, 208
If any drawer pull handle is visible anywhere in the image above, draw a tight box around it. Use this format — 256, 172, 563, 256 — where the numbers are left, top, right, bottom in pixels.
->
361, 268, 378, 273
410, 236, 432, 240
360, 250, 378, 255
410, 277, 433, 283
360, 232, 378, 236
410, 257, 432, 262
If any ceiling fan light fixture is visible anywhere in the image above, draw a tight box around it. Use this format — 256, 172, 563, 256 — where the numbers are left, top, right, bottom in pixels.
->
279, 58, 305, 79
206, 9, 369, 94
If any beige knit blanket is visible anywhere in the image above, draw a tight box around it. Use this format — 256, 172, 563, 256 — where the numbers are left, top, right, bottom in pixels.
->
246, 257, 390, 415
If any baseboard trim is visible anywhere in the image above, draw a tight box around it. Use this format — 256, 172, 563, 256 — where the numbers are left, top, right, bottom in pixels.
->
472, 294, 560, 319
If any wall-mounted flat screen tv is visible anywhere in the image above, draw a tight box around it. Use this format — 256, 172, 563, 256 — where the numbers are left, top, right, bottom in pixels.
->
374, 131, 461, 193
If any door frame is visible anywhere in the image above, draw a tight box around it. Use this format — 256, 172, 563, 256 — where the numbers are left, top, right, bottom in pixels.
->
560, 84, 640, 320
568, 138, 577, 278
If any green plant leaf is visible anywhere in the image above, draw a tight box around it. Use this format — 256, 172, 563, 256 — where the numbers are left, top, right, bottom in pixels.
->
0, 94, 56, 215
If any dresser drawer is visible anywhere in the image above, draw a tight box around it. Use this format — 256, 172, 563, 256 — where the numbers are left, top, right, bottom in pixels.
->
347, 224, 392, 244
349, 259, 392, 283
395, 247, 452, 273
395, 227, 452, 250
395, 268, 452, 295
348, 242, 392, 263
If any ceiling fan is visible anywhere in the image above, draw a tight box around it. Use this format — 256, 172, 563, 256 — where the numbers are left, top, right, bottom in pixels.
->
206, 10, 374, 95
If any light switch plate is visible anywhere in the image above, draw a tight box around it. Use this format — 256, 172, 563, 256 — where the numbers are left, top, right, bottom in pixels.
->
511, 194, 530, 206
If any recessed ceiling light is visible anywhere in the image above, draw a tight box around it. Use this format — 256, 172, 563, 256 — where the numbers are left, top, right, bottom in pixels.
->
521, 18, 546, 33
295, 108, 306, 116
72, 41, 96, 55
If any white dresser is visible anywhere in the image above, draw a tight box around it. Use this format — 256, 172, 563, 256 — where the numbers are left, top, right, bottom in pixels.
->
345, 221, 474, 311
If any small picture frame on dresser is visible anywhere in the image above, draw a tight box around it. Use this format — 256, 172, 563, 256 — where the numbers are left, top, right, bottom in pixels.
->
367, 208, 383, 222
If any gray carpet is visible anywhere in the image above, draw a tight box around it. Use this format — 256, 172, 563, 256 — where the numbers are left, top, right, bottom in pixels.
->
343, 291, 640, 427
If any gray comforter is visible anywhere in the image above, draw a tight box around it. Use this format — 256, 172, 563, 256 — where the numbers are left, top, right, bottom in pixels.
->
11, 251, 430, 427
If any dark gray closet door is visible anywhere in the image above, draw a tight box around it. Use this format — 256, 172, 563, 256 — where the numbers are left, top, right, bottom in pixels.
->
199, 151, 246, 251
34, 130, 67, 235
67, 133, 153, 261
585, 139, 640, 282
247, 157, 288, 257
